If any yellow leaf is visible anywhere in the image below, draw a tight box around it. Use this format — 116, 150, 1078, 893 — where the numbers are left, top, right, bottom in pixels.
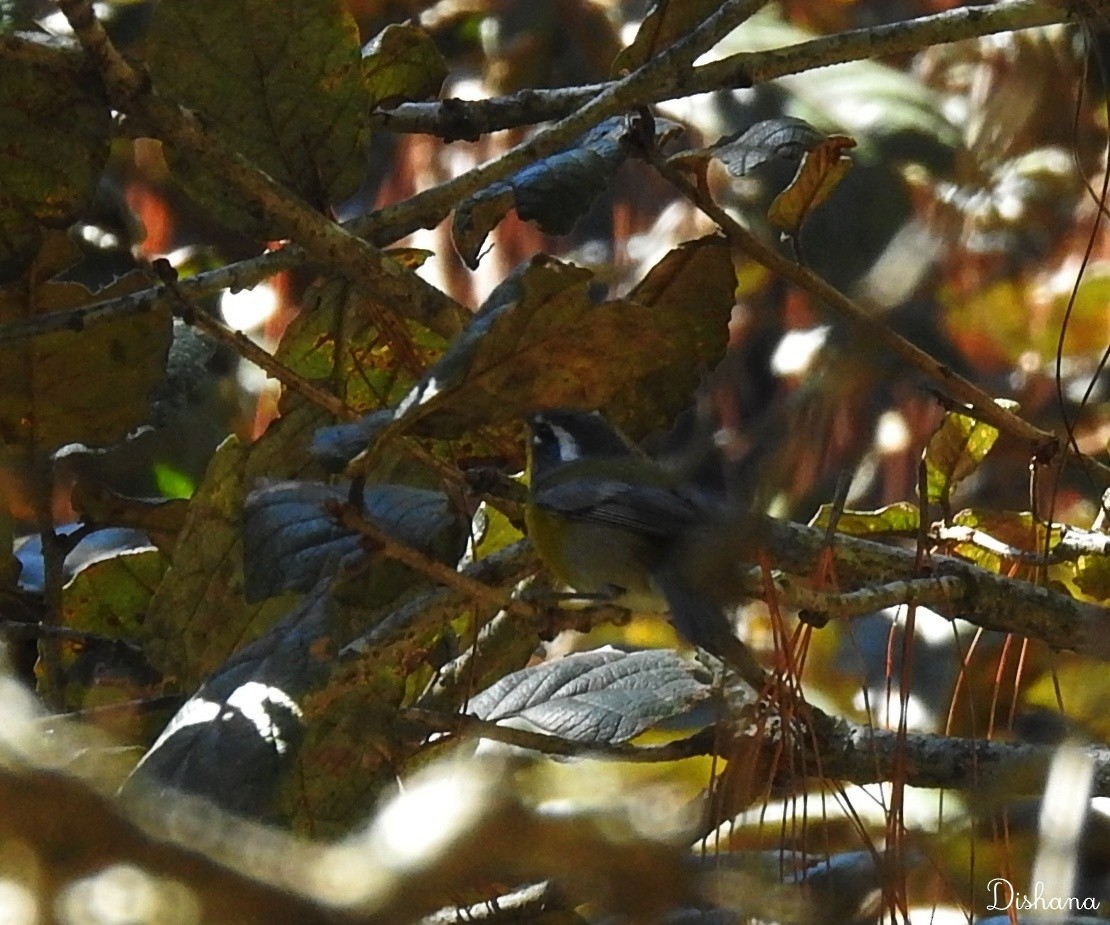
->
767, 135, 856, 236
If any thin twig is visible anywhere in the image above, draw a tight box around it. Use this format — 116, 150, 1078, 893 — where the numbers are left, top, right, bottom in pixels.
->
150, 260, 354, 421
350, 0, 773, 243
29, 461, 65, 708
371, 0, 1079, 138
402, 706, 718, 762
331, 503, 539, 621
0, 247, 304, 346
0, 620, 144, 649
52, 0, 429, 377
650, 153, 1110, 481
417, 882, 564, 925
1, 0, 1092, 344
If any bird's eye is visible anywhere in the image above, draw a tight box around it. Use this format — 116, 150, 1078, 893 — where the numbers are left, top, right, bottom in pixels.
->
532, 421, 554, 445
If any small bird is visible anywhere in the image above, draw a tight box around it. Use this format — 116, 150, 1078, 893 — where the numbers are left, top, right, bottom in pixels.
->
525, 409, 765, 687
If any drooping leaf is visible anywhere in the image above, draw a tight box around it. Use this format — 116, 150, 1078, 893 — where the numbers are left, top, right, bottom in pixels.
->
0, 235, 172, 456
363, 22, 448, 109
241, 479, 467, 603
453, 117, 680, 269
767, 135, 856, 237
467, 647, 713, 747
0, 54, 111, 280
614, 0, 726, 73
146, 0, 369, 223
668, 117, 825, 179
809, 501, 920, 538
923, 402, 1017, 508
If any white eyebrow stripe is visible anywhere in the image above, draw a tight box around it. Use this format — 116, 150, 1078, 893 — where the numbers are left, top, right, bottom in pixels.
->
549, 423, 581, 462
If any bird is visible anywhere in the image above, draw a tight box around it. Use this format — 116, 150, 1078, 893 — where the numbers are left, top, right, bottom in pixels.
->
524, 409, 766, 688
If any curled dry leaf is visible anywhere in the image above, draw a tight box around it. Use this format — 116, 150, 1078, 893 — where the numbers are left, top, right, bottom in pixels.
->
767, 135, 857, 237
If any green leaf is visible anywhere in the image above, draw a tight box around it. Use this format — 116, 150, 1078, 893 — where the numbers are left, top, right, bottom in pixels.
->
809, 501, 920, 537
946, 508, 1055, 577
363, 23, 448, 109
922, 401, 1017, 507
0, 236, 172, 456
140, 402, 328, 686
614, 0, 726, 73
58, 547, 169, 745
153, 464, 195, 500
0, 56, 110, 280
146, 0, 369, 221
1075, 554, 1110, 604
275, 277, 447, 415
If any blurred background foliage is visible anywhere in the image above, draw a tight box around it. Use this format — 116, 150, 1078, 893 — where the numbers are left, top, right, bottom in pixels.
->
2, 0, 1110, 923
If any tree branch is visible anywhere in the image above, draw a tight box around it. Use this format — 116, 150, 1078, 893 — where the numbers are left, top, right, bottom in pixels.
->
649, 152, 1110, 481
1, 0, 1094, 346
402, 707, 717, 762
349, 0, 773, 243
52, 0, 440, 376
369, 0, 1081, 138
401, 703, 1110, 799
803, 716, 1110, 797
759, 517, 1110, 660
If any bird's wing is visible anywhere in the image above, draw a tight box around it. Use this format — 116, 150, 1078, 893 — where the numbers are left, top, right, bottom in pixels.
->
532, 478, 702, 538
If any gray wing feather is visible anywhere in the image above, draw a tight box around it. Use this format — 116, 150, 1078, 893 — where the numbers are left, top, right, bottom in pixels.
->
533, 479, 702, 537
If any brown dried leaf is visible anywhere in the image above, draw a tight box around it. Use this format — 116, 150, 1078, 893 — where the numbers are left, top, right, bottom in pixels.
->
767, 135, 856, 237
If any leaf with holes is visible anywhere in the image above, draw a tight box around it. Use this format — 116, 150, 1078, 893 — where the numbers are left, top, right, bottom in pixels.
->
379, 236, 734, 449
275, 277, 448, 416
468, 647, 713, 747
378, 256, 669, 442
